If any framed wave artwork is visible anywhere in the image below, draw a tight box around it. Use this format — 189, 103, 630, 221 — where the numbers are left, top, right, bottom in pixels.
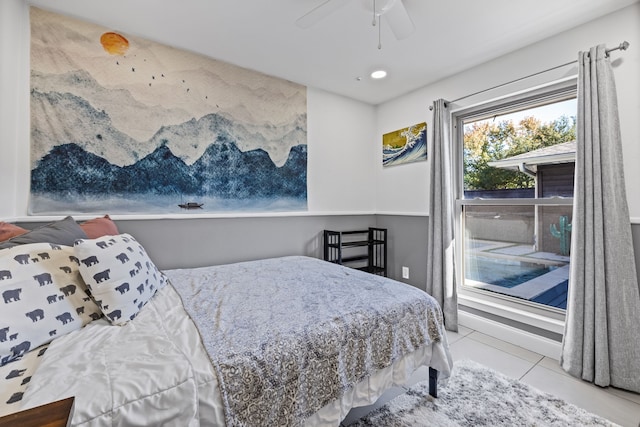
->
382, 122, 427, 167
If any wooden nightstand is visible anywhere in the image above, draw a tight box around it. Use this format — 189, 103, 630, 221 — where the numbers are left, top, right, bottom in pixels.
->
0, 397, 74, 427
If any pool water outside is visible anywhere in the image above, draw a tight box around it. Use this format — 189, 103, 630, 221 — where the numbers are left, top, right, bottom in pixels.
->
465, 256, 557, 288
463, 240, 570, 309
530, 280, 568, 309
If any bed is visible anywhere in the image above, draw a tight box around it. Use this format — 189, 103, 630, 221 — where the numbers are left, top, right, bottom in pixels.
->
0, 218, 452, 426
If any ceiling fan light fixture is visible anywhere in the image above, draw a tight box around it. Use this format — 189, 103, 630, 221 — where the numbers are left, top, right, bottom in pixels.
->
371, 70, 387, 79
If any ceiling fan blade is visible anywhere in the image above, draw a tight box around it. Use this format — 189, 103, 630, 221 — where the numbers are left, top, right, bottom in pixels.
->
296, 0, 348, 29
385, 0, 415, 40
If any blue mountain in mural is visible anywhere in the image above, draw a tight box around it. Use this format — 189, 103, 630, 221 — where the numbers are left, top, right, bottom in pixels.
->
31, 141, 307, 199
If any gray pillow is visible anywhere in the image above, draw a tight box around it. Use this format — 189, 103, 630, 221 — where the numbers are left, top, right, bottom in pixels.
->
0, 216, 87, 250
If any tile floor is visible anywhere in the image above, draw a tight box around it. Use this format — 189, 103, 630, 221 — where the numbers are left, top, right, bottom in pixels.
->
341, 326, 640, 427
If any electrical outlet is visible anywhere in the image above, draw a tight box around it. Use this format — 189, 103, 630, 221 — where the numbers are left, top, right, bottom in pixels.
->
402, 266, 409, 279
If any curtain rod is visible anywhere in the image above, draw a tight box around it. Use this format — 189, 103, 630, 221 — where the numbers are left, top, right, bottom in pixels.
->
429, 41, 630, 110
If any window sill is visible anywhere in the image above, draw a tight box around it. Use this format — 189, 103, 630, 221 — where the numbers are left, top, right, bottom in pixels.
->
458, 287, 565, 335
457, 288, 565, 359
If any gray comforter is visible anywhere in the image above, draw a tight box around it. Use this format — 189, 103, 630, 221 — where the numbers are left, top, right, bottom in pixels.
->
169, 256, 448, 427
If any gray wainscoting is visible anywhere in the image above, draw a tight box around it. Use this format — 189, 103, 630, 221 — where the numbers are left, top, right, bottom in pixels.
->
374, 215, 429, 289
632, 223, 640, 283
117, 215, 377, 270
18, 215, 376, 270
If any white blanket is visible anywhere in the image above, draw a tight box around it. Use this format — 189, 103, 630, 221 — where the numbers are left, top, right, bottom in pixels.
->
18, 284, 223, 426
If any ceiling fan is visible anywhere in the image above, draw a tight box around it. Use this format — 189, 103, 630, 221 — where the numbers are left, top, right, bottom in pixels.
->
296, 0, 415, 48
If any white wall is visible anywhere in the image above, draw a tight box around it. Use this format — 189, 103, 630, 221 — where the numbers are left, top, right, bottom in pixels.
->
307, 88, 377, 213
0, 0, 377, 221
0, 0, 30, 218
376, 3, 640, 220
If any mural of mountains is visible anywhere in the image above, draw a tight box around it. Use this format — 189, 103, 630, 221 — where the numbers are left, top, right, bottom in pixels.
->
31, 141, 307, 200
30, 87, 307, 214
29, 7, 308, 214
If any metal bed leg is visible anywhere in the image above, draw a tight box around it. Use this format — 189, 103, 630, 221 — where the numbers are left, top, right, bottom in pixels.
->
428, 367, 438, 398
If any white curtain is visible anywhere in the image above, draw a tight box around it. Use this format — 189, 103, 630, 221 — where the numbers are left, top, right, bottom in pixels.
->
560, 45, 640, 393
426, 99, 458, 331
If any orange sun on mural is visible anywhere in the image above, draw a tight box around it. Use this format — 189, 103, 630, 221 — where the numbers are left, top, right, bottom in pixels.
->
100, 32, 129, 55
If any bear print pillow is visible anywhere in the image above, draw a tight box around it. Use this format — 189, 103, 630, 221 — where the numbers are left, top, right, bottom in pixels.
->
0, 243, 102, 366
74, 234, 167, 326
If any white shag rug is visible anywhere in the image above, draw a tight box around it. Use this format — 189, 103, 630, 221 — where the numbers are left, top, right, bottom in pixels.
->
347, 359, 618, 427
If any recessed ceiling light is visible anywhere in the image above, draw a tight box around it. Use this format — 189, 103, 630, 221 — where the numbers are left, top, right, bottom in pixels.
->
370, 70, 387, 79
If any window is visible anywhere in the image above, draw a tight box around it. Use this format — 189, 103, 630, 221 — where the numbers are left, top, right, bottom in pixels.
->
453, 80, 577, 324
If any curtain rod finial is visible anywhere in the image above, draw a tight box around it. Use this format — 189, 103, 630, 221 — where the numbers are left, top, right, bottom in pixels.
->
429, 100, 450, 111
621, 41, 630, 51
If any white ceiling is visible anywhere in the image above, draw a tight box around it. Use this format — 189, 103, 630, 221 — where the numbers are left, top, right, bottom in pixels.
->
26, 0, 639, 105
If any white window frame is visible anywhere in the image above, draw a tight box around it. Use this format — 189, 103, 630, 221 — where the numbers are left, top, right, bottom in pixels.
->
451, 78, 577, 335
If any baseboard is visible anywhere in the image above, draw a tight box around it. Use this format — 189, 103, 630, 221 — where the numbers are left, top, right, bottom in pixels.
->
459, 310, 562, 360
